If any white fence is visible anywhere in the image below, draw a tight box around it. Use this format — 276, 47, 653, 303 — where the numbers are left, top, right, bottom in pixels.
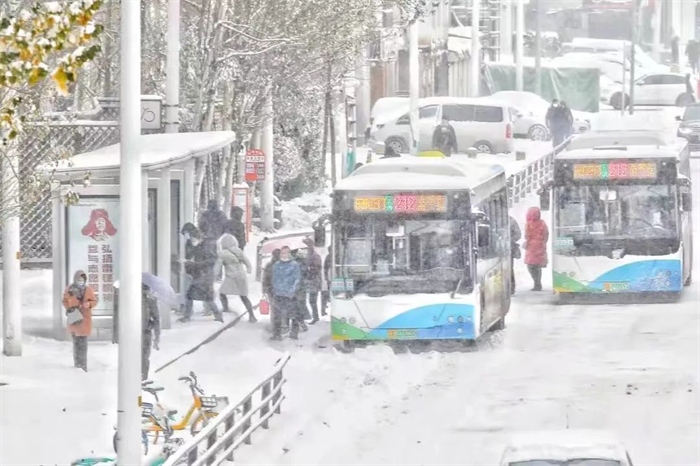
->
507, 137, 573, 207
163, 353, 292, 466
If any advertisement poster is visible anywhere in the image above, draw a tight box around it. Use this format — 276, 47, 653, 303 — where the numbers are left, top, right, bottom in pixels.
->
67, 198, 120, 316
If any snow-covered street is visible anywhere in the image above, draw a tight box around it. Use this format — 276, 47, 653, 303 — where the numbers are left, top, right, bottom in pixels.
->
234, 158, 700, 466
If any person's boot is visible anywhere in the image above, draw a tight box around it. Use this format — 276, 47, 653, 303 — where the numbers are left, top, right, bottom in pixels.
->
270, 333, 282, 341
309, 318, 319, 325
248, 312, 258, 323
178, 316, 191, 323
289, 330, 299, 340
300, 321, 309, 332
214, 313, 224, 323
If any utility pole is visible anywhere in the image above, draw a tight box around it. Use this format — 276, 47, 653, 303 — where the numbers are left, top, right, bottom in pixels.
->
260, 94, 275, 231
116, 0, 143, 462
470, 0, 481, 97
165, 0, 180, 135
501, 0, 513, 59
409, 20, 419, 155
515, 0, 525, 91
629, 0, 637, 115
534, 0, 543, 95
621, 45, 627, 117
652, 0, 662, 62
158, 0, 179, 329
2, 149, 21, 356
344, 92, 357, 176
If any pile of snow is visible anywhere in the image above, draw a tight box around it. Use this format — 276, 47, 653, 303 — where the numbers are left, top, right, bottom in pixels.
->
280, 189, 331, 231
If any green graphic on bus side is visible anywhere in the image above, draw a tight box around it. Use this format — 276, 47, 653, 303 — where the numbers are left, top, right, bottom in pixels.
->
331, 317, 380, 340
553, 271, 594, 293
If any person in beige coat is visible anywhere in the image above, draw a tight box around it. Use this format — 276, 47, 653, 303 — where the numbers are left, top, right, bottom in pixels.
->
218, 234, 257, 322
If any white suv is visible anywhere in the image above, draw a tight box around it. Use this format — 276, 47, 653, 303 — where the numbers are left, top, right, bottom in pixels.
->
370, 97, 514, 154
602, 72, 697, 109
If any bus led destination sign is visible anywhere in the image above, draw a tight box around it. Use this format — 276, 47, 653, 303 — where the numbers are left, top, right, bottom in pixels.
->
354, 194, 447, 213
573, 162, 657, 180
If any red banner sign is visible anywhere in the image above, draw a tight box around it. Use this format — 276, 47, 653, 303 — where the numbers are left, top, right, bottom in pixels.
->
245, 149, 266, 182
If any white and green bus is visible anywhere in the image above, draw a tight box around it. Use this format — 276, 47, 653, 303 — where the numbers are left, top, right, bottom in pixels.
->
540, 139, 693, 302
320, 157, 512, 343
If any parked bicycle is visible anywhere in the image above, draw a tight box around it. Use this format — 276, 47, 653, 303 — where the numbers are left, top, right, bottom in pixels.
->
113, 372, 228, 453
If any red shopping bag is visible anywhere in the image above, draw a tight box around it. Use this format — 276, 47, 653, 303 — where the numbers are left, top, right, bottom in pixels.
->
259, 296, 270, 315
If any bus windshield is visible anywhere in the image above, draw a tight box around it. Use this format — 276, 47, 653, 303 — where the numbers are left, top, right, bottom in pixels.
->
556, 184, 677, 241
337, 217, 468, 295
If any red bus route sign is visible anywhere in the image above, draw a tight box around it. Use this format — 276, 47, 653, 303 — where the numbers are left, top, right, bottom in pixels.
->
245, 149, 265, 182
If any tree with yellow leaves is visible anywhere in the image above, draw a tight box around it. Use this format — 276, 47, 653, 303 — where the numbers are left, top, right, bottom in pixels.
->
1, 0, 103, 144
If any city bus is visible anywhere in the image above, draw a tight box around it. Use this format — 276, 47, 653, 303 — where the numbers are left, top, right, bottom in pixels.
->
319, 156, 512, 343
539, 141, 693, 302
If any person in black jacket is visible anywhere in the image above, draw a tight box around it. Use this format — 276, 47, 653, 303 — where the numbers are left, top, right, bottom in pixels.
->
431, 117, 458, 156
112, 282, 161, 380
179, 229, 223, 323
224, 206, 247, 251
198, 199, 228, 242
302, 238, 323, 324
321, 246, 332, 314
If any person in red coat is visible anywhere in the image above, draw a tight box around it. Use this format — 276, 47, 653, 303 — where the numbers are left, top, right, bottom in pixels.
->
524, 207, 549, 291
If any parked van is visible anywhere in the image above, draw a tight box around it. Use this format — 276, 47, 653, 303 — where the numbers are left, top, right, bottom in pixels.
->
370, 97, 514, 154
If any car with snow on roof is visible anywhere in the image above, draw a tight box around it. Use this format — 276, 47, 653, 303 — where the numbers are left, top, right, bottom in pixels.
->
369, 96, 515, 155
500, 430, 635, 466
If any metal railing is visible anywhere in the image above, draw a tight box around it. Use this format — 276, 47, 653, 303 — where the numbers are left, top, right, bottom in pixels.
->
163, 353, 292, 466
507, 136, 573, 207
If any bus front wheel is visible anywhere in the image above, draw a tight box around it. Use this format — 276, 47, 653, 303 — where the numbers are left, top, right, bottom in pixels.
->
491, 317, 506, 332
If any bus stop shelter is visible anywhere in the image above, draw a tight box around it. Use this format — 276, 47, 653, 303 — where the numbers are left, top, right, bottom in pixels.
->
48, 131, 236, 340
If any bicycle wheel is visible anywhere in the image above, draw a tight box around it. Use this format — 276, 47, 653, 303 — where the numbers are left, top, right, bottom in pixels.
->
190, 411, 218, 435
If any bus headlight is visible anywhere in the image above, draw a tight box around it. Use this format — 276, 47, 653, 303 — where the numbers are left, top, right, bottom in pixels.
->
457, 328, 463, 334
679, 127, 692, 134
341, 317, 347, 324
349, 317, 356, 325
447, 316, 455, 323
457, 316, 464, 323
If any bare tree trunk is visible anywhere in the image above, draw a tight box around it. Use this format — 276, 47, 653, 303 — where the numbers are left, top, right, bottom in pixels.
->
193, 157, 207, 213
321, 63, 331, 181
102, 0, 114, 97
329, 92, 337, 186
192, 0, 226, 131
221, 83, 235, 215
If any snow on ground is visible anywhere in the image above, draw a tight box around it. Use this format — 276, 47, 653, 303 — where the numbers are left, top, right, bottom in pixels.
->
2, 126, 698, 465
233, 158, 700, 466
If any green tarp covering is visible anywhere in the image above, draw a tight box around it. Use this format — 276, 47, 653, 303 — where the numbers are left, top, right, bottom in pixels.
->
483, 63, 601, 112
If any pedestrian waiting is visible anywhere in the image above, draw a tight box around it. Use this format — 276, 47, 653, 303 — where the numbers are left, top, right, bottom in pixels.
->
524, 207, 549, 292
302, 237, 323, 325
198, 199, 228, 243
63, 270, 97, 372
111, 279, 162, 381
271, 246, 303, 340
225, 206, 247, 251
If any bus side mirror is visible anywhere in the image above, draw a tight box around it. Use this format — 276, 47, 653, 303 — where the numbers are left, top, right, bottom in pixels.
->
477, 223, 490, 248
539, 189, 551, 211
681, 191, 693, 212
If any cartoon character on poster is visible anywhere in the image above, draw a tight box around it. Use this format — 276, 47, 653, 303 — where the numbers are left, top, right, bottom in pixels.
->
81, 209, 117, 242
